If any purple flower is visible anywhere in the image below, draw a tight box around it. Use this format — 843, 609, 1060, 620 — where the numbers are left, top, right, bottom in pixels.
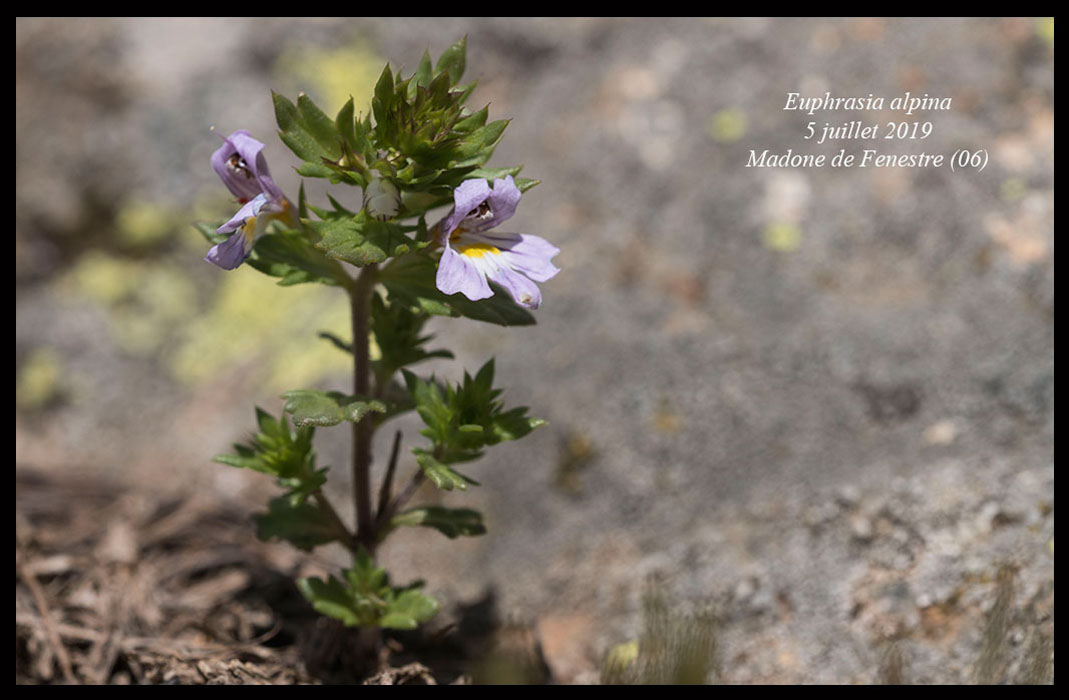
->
435, 176, 559, 309
206, 130, 294, 270
210, 130, 285, 204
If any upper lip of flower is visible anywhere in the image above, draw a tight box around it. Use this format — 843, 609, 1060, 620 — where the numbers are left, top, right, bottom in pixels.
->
210, 130, 285, 204
434, 176, 559, 309
438, 176, 522, 240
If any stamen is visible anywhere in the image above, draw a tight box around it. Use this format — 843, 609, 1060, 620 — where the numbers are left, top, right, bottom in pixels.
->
465, 201, 493, 219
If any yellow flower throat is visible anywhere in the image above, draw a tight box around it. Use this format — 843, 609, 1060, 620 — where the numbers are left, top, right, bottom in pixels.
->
457, 242, 500, 258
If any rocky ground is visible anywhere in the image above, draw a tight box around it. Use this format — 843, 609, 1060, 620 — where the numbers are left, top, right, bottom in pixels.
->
16, 18, 1053, 683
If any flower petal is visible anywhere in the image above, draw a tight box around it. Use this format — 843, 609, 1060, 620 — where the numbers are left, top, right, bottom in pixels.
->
471, 231, 560, 282
483, 176, 521, 229
483, 256, 543, 309
211, 130, 285, 202
436, 245, 493, 301
216, 193, 269, 235
205, 229, 253, 270
440, 178, 492, 239
211, 131, 263, 202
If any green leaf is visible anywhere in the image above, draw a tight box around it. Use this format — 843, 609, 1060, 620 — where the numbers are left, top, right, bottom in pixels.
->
454, 104, 489, 133
279, 129, 325, 164
492, 408, 546, 442
448, 119, 509, 167
275, 90, 348, 168
413, 50, 433, 90
198, 218, 349, 287
245, 225, 349, 287
401, 359, 546, 464
317, 331, 352, 355
474, 358, 494, 387
435, 36, 467, 84
297, 576, 363, 627
296, 162, 337, 179
370, 294, 453, 382
380, 589, 440, 630
423, 71, 452, 107
402, 370, 452, 442
451, 80, 478, 106
326, 193, 355, 217
335, 97, 357, 150
297, 556, 440, 629
415, 451, 479, 491
281, 390, 386, 428
297, 93, 342, 158
399, 190, 453, 220
513, 177, 541, 193
346, 548, 388, 593
212, 453, 262, 471
298, 182, 309, 219
272, 90, 301, 133
312, 214, 416, 267
391, 506, 486, 538
213, 408, 320, 494
254, 496, 340, 551
372, 63, 394, 126
256, 406, 280, 434
464, 165, 523, 181
377, 613, 418, 630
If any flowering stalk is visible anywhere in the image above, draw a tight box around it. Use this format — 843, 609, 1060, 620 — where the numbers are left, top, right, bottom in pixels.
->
200, 38, 555, 646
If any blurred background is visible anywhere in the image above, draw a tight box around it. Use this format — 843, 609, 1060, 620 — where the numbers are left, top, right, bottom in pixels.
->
16, 18, 1053, 683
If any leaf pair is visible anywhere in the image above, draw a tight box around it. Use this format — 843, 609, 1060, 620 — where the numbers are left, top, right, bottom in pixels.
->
298, 549, 440, 630
404, 359, 546, 484
213, 408, 322, 495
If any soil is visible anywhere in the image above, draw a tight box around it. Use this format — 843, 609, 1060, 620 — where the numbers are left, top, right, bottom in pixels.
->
15, 469, 551, 685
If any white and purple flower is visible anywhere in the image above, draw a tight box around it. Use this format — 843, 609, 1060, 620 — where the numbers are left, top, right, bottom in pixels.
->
205, 130, 295, 270
434, 176, 559, 309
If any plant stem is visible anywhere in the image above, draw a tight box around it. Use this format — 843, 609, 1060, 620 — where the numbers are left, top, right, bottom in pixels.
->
383, 468, 426, 526
313, 489, 356, 554
381, 443, 441, 525
349, 264, 378, 554
375, 430, 403, 527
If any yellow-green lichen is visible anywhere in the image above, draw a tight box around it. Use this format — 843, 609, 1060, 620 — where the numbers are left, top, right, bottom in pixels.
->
65, 252, 199, 357
707, 108, 748, 144
275, 40, 384, 116
762, 221, 803, 253
116, 199, 177, 248
168, 269, 350, 391
17, 348, 63, 410
1036, 17, 1053, 47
